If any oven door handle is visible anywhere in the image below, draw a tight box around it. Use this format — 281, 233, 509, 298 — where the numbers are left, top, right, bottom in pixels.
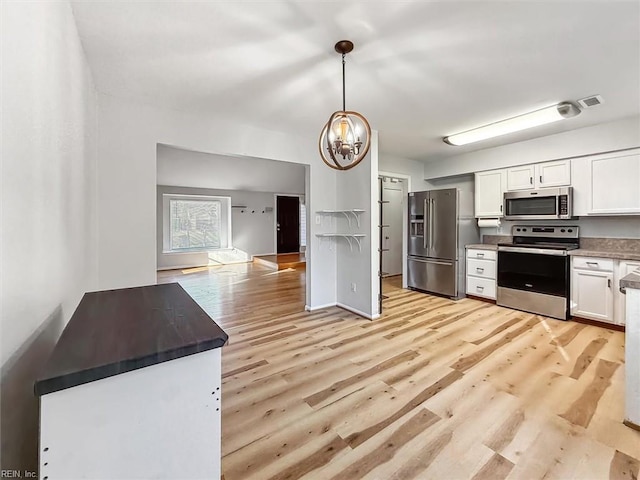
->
498, 246, 567, 256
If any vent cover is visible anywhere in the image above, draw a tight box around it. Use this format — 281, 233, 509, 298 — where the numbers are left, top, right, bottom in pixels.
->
578, 95, 604, 108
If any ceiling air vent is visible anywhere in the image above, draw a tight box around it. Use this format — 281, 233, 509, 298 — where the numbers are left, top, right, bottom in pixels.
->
577, 95, 604, 108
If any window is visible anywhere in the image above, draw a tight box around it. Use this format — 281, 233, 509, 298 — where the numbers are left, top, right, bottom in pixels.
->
163, 194, 231, 253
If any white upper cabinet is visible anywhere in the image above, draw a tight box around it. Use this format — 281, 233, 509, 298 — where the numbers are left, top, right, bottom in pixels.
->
590, 151, 640, 215
474, 169, 506, 218
570, 156, 590, 217
506, 160, 570, 191
536, 160, 571, 188
506, 165, 535, 190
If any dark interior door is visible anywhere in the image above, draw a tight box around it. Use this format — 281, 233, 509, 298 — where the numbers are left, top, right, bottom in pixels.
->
277, 196, 300, 254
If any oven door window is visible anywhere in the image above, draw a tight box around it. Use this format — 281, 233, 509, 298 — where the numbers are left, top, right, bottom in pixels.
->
505, 196, 557, 216
498, 251, 568, 297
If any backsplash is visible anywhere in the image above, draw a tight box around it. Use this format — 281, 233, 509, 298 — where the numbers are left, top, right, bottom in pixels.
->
579, 237, 640, 252
481, 216, 640, 240
482, 235, 511, 244
481, 234, 640, 252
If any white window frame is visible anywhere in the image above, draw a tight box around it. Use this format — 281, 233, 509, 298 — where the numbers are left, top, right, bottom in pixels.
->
162, 194, 232, 254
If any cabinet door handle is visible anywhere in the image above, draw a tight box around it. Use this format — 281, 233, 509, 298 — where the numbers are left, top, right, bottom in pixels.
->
500, 204, 503, 212
539, 175, 543, 183
608, 278, 611, 288
476, 285, 484, 291
477, 253, 484, 258
586, 261, 599, 266
476, 267, 484, 273
529, 176, 533, 184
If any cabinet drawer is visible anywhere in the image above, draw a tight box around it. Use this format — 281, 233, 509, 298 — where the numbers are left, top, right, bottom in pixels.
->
572, 257, 614, 272
466, 276, 496, 300
467, 249, 497, 261
467, 258, 496, 279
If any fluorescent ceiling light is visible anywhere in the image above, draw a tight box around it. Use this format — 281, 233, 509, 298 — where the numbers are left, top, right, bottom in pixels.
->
443, 102, 581, 146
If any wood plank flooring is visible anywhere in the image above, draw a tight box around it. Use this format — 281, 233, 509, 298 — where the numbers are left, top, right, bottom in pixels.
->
158, 264, 640, 480
253, 253, 306, 270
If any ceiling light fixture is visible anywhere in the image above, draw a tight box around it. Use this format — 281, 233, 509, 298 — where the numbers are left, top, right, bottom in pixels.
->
443, 102, 581, 146
319, 40, 371, 170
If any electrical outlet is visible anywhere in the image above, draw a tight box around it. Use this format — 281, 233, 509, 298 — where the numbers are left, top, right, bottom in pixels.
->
350, 282, 357, 292
315, 215, 322, 225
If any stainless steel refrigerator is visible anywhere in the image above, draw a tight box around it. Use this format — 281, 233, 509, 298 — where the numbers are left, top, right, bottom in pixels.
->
407, 188, 478, 298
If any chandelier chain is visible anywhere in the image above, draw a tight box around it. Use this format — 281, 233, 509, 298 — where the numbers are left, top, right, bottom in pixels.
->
342, 53, 346, 112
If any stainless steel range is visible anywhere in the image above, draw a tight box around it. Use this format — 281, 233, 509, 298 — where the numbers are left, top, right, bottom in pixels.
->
497, 225, 579, 320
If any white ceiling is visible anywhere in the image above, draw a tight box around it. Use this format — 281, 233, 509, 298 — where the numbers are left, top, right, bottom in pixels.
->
156, 145, 305, 193
71, 1, 640, 162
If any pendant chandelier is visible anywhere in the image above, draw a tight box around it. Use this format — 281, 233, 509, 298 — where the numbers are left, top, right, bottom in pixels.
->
319, 40, 371, 171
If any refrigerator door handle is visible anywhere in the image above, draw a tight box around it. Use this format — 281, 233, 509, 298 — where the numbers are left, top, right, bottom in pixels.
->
408, 257, 453, 267
429, 198, 434, 251
423, 197, 428, 249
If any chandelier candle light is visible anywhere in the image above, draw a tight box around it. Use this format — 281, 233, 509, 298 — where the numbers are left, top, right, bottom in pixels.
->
319, 40, 371, 170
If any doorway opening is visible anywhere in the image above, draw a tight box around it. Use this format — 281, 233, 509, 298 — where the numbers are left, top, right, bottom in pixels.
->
378, 175, 407, 312
155, 144, 309, 311
276, 195, 301, 254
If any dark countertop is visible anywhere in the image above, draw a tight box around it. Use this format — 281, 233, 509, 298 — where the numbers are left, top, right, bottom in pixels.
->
621, 268, 640, 290
35, 283, 228, 396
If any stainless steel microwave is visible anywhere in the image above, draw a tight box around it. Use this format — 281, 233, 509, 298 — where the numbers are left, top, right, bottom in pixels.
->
503, 187, 573, 220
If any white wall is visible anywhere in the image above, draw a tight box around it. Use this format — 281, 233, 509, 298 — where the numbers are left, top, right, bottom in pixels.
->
157, 145, 305, 194
423, 115, 640, 179
378, 153, 427, 192
335, 132, 380, 318
1, 0, 97, 371
96, 94, 336, 309
1, 0, 97, 471
157, 186, 299, 269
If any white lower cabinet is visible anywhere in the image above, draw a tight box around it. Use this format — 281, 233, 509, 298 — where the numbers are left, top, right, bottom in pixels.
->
571, 266, 614, 322
466, 248, 496, 300
571, 256, 638, 326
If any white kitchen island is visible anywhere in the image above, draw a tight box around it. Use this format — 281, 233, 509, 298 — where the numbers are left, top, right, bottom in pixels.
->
35, 283, 228, 480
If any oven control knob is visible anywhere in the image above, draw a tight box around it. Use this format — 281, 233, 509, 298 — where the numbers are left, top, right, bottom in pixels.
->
561, 229, 566, 232
522, 228, 527, 231
516, 228, 521, 232
568, 229, 573, 232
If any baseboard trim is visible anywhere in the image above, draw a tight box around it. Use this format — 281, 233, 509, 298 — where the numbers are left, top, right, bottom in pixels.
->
305, 303, 336, 312
623, 419, 640, 432
157, 263, 215, 271
336, 303, 379, 320
571, 316, 625, 332
466, 294, 496, 305
304, 303, 379, 320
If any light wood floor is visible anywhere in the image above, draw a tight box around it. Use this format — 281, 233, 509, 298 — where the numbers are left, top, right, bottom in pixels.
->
158, 264, 640, 480
253, 253, 306, 270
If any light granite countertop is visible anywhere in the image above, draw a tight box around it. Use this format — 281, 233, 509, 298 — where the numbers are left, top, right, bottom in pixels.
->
465, 244, 498, 251
569, 249, 640, 262
465, 237, 639, 259
621, 268, 640, 290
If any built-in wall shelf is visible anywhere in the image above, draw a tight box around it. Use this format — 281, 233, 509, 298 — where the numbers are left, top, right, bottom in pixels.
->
316, 209, 365, 228
316, 233, 366, 252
